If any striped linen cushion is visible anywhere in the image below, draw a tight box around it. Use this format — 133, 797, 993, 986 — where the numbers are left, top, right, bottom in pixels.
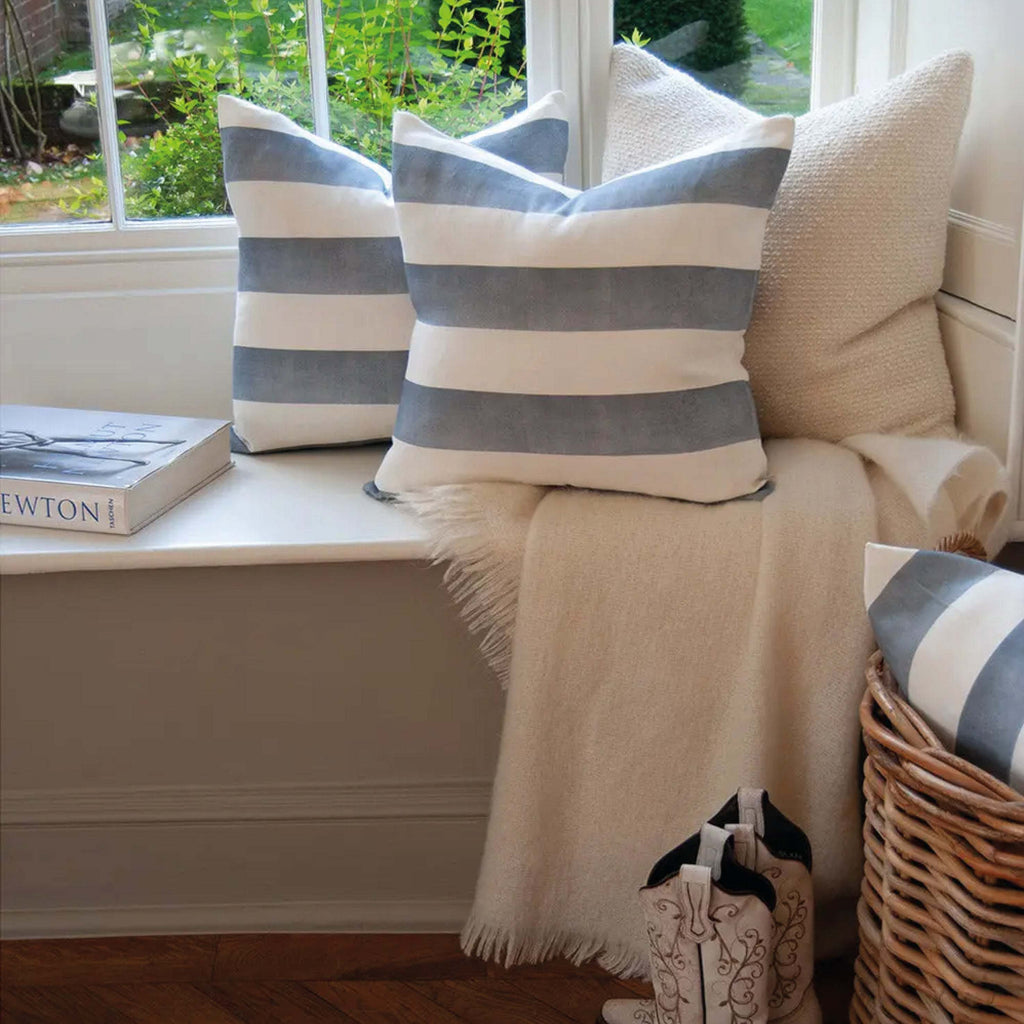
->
219, 93, 570, 453
373, 112, 794, 502
865, 543, 1024, 792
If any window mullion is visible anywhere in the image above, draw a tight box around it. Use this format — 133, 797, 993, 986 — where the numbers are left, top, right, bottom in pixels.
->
306, 0, 332, 138
811, 0, 858, 108
526, 0, 583, 186
86, 0, 127, 228
577, 0, 612, 188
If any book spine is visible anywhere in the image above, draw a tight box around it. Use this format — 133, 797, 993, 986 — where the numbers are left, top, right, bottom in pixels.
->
0, 481, 128, 534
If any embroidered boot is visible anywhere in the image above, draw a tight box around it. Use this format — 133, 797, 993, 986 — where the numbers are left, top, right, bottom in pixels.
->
707, 789, 821, 1024
600, 823, 776, 1024
601, 791, 821, 1024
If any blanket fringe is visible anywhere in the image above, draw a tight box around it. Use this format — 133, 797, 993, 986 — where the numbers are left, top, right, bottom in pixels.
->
397, 484, 541, 686
460, 912, 651, 979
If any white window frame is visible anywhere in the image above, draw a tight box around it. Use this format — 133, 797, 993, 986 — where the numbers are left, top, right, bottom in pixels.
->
0, 0, 858, 259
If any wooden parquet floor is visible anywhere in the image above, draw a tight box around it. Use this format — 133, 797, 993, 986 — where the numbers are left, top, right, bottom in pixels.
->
1, 934, 855, 1022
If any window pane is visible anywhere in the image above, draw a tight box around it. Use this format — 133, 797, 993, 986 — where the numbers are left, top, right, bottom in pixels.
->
614, 0, 812, 116
1, 0, 109, 224
322, 0, 527, 163
113, 0, 315, 220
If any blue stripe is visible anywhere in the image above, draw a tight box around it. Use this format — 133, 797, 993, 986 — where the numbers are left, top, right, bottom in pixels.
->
238, 237, 408, 295
404, 264, 759, 332
470, 117, 570, 175
393, 380, 760, 455
868, 551, 997, 693
955, 621, 1024, 784
233, 347, 407, 404
393, 144, 790, 213
222, 126, 387, 189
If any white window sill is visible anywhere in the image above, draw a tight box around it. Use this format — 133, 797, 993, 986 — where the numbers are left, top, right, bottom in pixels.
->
0, 447, 429, 576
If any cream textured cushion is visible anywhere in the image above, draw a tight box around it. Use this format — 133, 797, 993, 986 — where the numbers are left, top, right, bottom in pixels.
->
603, 45, 972, 442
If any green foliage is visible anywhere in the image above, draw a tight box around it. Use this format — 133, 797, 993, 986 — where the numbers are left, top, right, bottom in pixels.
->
123, 100, 228, 217
614, 0, 749, 71
426, 0, 523, 77
120, 0, 524, 217
744, 0, 812, 74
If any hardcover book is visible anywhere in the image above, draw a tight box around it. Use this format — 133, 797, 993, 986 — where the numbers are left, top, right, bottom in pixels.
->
0, 405, 232, 535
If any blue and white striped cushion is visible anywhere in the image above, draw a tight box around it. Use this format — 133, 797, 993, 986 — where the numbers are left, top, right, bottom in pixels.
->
218, 94, 570, 453
373, 112, 794, 502
865, 543, 1024, 791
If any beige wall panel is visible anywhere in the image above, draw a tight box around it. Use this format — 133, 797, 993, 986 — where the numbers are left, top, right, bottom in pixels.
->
1, 818, 484, 923
904, 0, 1023, 317
939, 308, 1014, 461
1, 563, 502, 791
0, 287, 235, 420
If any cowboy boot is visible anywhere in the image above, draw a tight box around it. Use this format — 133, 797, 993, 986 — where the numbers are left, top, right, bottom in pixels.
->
601, 823, 776, 1024
601, 792, 821, 1024
708, 789, 821, 1024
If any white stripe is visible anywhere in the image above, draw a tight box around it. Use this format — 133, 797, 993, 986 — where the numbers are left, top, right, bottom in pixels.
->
234, 293, 416, 352
393, 111, 578, 196
228, 181, 397, 238
217, 94, 391, 187
907, 572, 1024, 749
232, 401, 397, 453
863, 543, 917, 610
396, 203, 770, 270
376, 438, 767, 504
404, 324, 747, 395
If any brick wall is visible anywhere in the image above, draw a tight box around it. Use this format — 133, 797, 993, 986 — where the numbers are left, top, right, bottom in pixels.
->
1, 0, 61, 78
0, 0, 132, 77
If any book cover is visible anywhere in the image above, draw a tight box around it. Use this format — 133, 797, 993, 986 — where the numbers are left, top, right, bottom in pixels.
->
0, 405, 231, 534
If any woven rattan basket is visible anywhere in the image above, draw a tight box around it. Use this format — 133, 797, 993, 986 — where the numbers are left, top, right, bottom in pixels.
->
851, 646, 1024, 1024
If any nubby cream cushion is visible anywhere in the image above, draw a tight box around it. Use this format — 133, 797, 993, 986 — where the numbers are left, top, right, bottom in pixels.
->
374, 112, 793, 503
603, 45, 973, 442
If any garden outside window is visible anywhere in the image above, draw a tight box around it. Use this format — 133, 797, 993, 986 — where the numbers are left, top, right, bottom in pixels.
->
1, 0, 816, 232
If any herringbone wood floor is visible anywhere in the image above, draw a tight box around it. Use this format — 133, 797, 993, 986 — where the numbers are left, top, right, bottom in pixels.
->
1, 934, 854, 1022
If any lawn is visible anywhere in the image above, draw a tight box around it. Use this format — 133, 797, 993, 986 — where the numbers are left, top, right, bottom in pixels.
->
745, 0, 813, 74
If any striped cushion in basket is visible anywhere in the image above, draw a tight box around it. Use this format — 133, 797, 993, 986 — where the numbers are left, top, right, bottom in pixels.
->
373, 112, 794, 502
219, 93, 570, 453
864, 543, 1024, 791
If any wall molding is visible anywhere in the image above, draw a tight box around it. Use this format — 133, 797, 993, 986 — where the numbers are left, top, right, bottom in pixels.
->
935, 289, 1016, 347
947, 209, 1020, 248
0, 898, 472, 939
0, 245, 239, 270
1, 778, 493, 828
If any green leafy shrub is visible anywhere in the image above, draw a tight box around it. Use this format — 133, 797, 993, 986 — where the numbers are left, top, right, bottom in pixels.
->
121, 0, 524, 217
615, 0, 749, 71
123, 99, 227, 217
426, 0, 523, 77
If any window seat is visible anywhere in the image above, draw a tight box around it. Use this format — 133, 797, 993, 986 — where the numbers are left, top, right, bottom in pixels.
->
0, 446, 430, 575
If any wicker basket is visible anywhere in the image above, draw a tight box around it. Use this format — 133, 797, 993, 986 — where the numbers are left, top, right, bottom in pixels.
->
851, 649, 1024, 1023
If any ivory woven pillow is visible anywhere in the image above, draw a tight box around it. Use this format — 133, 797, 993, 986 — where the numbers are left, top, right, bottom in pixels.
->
219, 93, 569, 453
603, 45, 973, 442
373, 112, 794, 503
865, 544, 1024, 791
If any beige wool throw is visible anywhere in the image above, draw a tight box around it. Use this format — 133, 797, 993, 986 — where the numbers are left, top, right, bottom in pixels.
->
400, 434, 1007, 974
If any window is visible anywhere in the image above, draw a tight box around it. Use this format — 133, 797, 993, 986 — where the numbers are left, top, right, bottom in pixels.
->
613, 0, 812, 116
1, 0, 526, 228
1, 0, 825, 233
